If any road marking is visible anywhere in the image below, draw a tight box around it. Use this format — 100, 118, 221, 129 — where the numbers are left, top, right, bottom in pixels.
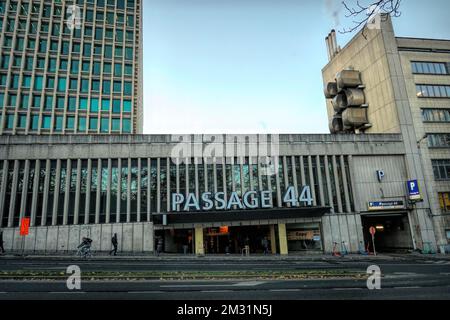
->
160, 284, 233, 288
332, 288, 364, 291
393, 286, 422, 289
269, 289, 301, 292
201, 290, 234, 293
49, 292, 86, 294
128, 291, 165, 294
233, 281, 266, 287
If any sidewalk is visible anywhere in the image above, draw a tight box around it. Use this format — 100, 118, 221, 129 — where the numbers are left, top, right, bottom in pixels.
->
1, 252, 448, 262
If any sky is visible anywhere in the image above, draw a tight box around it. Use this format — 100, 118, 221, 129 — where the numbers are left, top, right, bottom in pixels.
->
142, 0, 450, 134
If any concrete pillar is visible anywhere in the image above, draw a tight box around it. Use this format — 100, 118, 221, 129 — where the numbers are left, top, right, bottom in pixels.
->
316, 156, 325, 207
275, 158, 282, 207
41, 160, 51, 226
195, 227, 205, 255
127, 158, 131, 223
147, 158, 151, 222
116, 158, 122, 223
84, 159, 92, 225
0, 160, 8, 227
30, 160, 40, 227
324, 156, 334, 212
270, 224, 277, 254
291, 157, 299, 206
74, 159, 82, 225
52, 160, 61, 226
332, 156, 343, 213
137, 158, 141, 222
7, 160, 19, 228
278, 223, 288, 255
19, 160, 30, 222
96, 160, 102, 224
308, 156, 317, 207
63, 159, 71, 225
340, 155, 351, 213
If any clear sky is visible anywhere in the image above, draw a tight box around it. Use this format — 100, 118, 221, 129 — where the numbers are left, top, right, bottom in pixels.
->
142, 0, 450, 134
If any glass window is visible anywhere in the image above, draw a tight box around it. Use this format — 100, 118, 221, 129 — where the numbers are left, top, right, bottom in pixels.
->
66, 116, 75, 130
89, 117, 98, 130
102, 99, 110, 111
112, 118, 120, 131
123, 100, 132, 113
57, 78, 66, 92
41, 116, 51, 129
101, 117, 109, 132
78, 117, 86, 131
90, 98, 99, 112
122, 119, 131, 133
79, 98, 88, 110
54, 116, 63, 132
113, 99, 121, 113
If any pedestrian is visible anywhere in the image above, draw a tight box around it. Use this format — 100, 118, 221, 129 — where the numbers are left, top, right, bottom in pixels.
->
156, 237, 163, 256
262, 237, 269, 255
0, 230, 5, 254
109, 233, 118, 256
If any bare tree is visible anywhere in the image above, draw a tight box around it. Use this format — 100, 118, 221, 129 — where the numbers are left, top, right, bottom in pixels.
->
340, 0, 402, 37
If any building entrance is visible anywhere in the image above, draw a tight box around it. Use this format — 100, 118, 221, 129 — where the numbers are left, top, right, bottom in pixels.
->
361, 213, 414, 253
204, 226, 272, 254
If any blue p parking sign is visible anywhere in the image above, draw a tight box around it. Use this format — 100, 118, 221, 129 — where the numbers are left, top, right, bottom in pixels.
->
407, 180, 422, 201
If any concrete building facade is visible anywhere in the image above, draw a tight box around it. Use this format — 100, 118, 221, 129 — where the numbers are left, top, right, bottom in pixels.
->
322, 15, 450, 253
0, 0, 143, 135
0, 134, 426, 255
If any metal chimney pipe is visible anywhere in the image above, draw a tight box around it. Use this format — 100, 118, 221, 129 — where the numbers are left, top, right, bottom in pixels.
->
331, 29, 338, 55
325, 36, 332, 60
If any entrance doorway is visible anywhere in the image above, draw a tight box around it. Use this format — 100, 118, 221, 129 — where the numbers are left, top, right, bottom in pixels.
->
361, 213, 414, 253
204, 225, 272, 254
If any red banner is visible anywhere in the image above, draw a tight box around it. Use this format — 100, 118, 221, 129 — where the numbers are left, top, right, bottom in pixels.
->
20, 218, 30, 236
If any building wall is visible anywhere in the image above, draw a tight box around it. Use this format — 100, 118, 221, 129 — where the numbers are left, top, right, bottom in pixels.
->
322, 16, 447, 252
0, 134, 408, 254
1, 222, 154, 254
397, 39, 450, 240
0, 0, 143, 135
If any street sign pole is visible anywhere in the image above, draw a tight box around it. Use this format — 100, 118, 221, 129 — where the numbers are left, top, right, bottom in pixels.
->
369, 226, 377, 256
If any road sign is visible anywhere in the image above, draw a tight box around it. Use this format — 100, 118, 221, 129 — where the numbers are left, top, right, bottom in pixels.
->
20, 218, 30, 236
369, 226, 376, 236
407, 180, 422, 201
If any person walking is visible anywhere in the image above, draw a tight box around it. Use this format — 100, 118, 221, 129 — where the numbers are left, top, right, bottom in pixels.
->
262, 237, 269, 255
109, 233, 118, 256
156, 237, 163, 256
0, 231, 5, 254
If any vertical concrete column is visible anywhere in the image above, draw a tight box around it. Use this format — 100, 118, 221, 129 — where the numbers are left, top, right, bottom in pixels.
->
291, 157, 299, 204
332, 156, 343, 213
52, 160, 62, 226
195, 227, 205, 255
248, 156, 254, 191
213, 159, 218, 194
0, 161, 8, 227
340, 155, 351, 213
127, 158, 131, 223
240, 157, 245, 193
137, 158, 141, 222
316, 156, 325, 207
74, 159, 82, 225
194, 158, 199, 199
167, 158, 171, 213
347, 155, 360, 212
41, 160, 51, 226
308, 156, 317, 207
278, 223, 288, 256
156, 158, 160, 213
270, 225, 277, 254
8, 160, 19, 227
257, 158, 262, 193
84, 159, 92, 225
63, 159, 71, 226
324, 156, 334, 212
275, 158, 282, 207
30, 160, 40, 227
299, 156, 306, 186
96, 159, 103, 224
19, 160, 30, 221
147, 158, 151, 222
117, 158, 122, 223
222, 158, 227, 200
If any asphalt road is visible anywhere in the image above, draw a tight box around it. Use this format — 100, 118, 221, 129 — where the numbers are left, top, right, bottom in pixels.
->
0, 256, 449, 300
